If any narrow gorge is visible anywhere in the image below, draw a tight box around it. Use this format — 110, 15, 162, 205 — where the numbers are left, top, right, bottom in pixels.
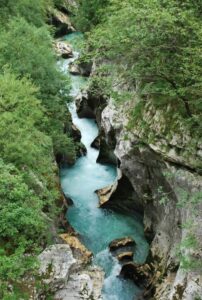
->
57, 25, 202, 299
60, 32, 149, 300
44, 1, 202, 299
0, 1, 201, 300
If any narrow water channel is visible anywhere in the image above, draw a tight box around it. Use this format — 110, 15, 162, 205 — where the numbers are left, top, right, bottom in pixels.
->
59, 33, 149, 300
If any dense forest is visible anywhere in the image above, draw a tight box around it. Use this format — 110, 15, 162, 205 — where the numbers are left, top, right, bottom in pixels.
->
0, 1, 77, 298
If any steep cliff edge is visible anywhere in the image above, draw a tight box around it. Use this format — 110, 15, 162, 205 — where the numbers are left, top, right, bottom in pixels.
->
76, 87, 202, 299
101, 99, 202, 299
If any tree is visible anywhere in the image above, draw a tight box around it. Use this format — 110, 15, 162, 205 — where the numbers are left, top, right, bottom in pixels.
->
0, 0, 53, 27
75, 0, 109, 32
0, 17, 76, 161
0, 71, 53, 176
86, 0, 202, 122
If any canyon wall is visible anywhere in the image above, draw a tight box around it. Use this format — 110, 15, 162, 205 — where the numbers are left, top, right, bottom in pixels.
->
77, 76, 202, 299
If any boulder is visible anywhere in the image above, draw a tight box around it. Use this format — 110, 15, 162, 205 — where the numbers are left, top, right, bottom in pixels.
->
69, 63, 81, 75
55, 41, 73, 59
109, 237, 135, 252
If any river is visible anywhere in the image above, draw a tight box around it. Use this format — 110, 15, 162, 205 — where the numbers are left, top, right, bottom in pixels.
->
59, 32, 149, 300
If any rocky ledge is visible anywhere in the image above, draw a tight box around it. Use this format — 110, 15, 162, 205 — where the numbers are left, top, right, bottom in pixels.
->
38, 243, 104, 300
109, 237, 136, 265
49, 8, 76, 37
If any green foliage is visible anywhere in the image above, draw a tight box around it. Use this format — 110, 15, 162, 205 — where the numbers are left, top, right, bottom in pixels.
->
0, 16, 76, 162
53, 133, 77, 163
157, 186, 170, 205
174, 185, 202, 272
0, 71, 61, 206
74, 0, 109, 31
177, 232, 202, 272
0, 1, 77, 297
0, 71, 51, 171
0, 160, 46, 298
0, 0, 52, 27
176, 188, 202, 214
85, 0, 202, 125
0, 17, 68, 114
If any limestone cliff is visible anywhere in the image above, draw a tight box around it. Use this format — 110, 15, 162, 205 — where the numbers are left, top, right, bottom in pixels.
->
101, 100, 202, 300
76, 82, 202, 299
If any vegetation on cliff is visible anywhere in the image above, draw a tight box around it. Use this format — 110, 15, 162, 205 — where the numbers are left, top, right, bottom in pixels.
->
0, 1, 76, 298
76, 0, 202, 170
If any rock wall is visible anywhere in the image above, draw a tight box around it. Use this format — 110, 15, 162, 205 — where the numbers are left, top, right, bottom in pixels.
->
76, 88, 202, 299
100, 100, 202, 300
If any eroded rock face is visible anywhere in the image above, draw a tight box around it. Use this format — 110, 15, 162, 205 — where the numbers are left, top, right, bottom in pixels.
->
38, 244, 104, 300
76, 91, 96, 119
59, 234, 92, 265
98, 99, 202, 299
96, 180, 119, 207
96, 132, 117, 164
56, 0, 77, 14
49, 9, 76, 37
75, 89, 107, 126
77, 61, 93, 77
96, 171, 142, 214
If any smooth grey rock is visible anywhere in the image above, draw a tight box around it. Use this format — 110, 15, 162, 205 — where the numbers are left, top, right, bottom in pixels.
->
38, 244, 76, 290
38, 244, 104, 299
99, 98, 202, 300
54, 266, 104, 300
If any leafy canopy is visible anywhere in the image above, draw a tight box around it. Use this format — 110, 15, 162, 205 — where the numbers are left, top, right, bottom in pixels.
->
85, 0, 202, 122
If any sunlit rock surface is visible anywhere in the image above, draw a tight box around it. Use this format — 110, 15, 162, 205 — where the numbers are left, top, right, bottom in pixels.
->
38, 244, 104, 299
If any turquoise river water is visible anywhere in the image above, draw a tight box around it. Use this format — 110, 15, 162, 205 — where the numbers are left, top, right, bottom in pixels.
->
59, 33, 149, 300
